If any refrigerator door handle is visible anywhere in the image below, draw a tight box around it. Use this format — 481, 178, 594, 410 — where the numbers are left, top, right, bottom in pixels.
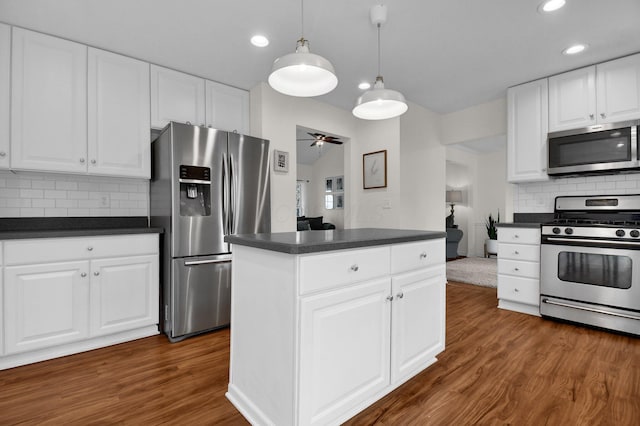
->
229, 154, 236, 234
222, 153, 230, 236
184, 258, 232, 266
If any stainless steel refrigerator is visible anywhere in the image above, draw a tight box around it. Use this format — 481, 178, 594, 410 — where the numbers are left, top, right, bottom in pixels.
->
150, 122, 270, 342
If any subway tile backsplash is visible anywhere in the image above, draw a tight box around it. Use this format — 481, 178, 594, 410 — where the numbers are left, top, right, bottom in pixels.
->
0, 170, 148, 217
514, 173, 640, 213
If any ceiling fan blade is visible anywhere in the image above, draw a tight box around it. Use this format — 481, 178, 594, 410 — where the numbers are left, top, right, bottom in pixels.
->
326, 140, 343, 145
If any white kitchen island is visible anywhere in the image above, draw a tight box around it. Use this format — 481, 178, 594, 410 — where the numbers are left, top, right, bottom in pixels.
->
225, 228, 446, 426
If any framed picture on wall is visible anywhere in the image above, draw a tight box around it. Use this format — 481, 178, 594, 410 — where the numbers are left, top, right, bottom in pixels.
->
363, 150, 387, 189
335, 176, 344, 191
335, 194, 344, 209
273, 150, 289, 173
325, 177, 333, 192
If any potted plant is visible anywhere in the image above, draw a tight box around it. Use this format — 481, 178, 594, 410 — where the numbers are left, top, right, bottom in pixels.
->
485, 211, 499, 256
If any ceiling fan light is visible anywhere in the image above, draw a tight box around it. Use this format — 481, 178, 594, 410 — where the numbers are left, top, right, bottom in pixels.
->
352, 78, 408, 120
268, 39, 338, 97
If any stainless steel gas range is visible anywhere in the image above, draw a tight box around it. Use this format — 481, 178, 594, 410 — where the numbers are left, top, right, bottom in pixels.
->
540, 194, 640, 336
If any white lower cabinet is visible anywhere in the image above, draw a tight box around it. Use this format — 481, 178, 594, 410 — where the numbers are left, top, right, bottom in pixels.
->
497, 227, 541, 316
1, 234, 159, 369
227, 238, 446, 426
4, 261, 89, 354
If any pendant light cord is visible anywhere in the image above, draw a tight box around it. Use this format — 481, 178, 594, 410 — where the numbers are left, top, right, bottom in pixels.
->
301, 0, 305, 39
377, 23, 381, 78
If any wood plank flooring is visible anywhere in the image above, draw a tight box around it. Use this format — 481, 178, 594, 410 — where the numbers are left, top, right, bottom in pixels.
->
1, 282, 638, 425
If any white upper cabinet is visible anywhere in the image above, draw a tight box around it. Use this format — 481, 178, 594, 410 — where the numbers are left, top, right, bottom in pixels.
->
507, 78, 549, 183
150, 65, 205, 129
88, 48, 150, 178
0, 23, 10, 169
596, 53, 640, 124
11, 28, 88, 173
549, 54, 640, 132
548, 66, 597, 132
205, 80, 250, 134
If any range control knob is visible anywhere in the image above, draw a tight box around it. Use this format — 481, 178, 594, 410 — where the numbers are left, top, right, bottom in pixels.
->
631, 230, 640, 238
616, 229, 626, 237
552, 227, 561, 235
564, 228, 573, 235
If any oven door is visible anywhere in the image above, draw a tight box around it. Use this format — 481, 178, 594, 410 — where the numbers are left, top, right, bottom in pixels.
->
540, 239, 640, 311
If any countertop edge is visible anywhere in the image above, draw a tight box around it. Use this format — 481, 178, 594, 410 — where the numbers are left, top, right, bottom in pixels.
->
0, 227, 164, 240
226, 230, 446, 255
496, 223, 542, 229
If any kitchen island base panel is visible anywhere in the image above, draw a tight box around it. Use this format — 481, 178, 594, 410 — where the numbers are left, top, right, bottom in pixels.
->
227, 237, 445, 425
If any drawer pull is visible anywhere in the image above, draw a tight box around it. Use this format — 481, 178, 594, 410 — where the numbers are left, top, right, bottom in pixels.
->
514, 234, 519, 239
420, 252, 427, 259
87, 246, 93, 251
514, 288, 519, 292
514, 267, 519, 272
386, 295, 394, 302
396, 292, 404, 299
350, 264, 359, 272
81, 272, 87, 278
94, 271, 100, 276
514, 251, 519, 255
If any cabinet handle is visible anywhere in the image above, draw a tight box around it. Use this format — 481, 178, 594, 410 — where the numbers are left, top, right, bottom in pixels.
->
514, 251, 519, 255
600, 113, 606, 119
514, 288, 520, 292
514, 267, 520, 272
94, 271, 100, 276
91, 159, 96, 164
80, 158, 85, 163
589, 114, 594, 120
386, 295, 394, 302
396, 292, 404, 299
81, 272, 87, 277
420, 252, 427, 259
350, 264, 359, 272
0, 152, 5, 157
87, 246, 93, 251
514, 234, 519, 238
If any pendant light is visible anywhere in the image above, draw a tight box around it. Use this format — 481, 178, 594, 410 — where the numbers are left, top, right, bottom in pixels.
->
353, 4, 408, 120
268, 0, 338, 97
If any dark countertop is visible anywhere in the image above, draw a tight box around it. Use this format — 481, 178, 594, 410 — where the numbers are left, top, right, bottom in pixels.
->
0, 217, 163, 240
496, 212, 553, 229
225, 228, 446, 255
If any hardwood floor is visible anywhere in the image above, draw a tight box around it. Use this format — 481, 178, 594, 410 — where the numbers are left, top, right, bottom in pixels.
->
1, 282, 638, 425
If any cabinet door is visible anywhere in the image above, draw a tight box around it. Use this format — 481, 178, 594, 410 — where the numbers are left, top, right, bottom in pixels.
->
205, 80, 250, 134
596, 53, 640, 124
391, 266, 445, 384
90, 255, 158, 336
548, 66, 597, 132
150, 65, 205, 129
11, 28, 87, 173
0, 23, 10, 169
507, 79, 549, 183
299, 277, 391, 426
4, 261, 89, 354
88, 48, 151, 178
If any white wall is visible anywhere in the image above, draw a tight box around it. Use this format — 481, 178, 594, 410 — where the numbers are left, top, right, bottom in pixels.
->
252, 83, 445, 233
440, 98, 506, 145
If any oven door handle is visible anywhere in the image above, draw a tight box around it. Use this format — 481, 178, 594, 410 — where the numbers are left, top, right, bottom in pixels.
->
541, 298, 640, 321
544, 236, 640, 247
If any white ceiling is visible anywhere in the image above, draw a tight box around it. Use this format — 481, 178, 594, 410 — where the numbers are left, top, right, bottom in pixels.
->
1, 0, 640, 115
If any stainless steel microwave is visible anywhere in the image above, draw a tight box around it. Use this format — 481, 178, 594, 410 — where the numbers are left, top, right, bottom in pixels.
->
547, 120, 640, 176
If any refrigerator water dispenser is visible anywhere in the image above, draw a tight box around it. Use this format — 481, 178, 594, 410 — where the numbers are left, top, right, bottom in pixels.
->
179, 165, 211, 216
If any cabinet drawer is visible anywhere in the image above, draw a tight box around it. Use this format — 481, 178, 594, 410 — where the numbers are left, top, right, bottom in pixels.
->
498, 275, 539, 306
498, 243, 540, 262
498, 259, 540, 279
391, 239, 444, 274
299, 246, 390, 295
4, 234, 158, 265
498, 228, 540, 244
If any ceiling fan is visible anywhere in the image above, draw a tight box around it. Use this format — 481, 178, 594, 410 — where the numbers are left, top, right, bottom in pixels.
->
297, 132, 343, 147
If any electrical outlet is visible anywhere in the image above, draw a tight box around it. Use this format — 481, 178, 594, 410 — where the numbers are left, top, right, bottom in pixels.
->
100, 194, 110, 207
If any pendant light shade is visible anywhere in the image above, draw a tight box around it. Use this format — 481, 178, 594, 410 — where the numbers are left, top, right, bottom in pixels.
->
353, 76, 408, 120
268, 38, 338, 97
353, 4, 408, 120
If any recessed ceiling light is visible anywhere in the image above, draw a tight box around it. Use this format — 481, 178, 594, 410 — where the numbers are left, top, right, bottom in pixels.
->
250, 35, 269, 47
539, 0, 566, 13
563, 44, 587, 55
358, 82, 371, 90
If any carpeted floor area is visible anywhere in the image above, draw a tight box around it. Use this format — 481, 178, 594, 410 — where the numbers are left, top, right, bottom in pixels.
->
446, 257, 497, 288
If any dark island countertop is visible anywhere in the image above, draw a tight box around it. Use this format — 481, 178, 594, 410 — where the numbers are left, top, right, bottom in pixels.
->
0, 217, 163, 240
225, 228, 446, 255
496, 212, 554, 229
